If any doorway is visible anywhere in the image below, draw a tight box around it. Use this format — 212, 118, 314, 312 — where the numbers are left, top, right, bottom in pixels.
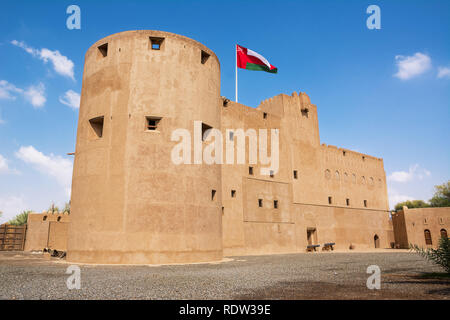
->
374, 234, 380, 248
307, 228, 317, 245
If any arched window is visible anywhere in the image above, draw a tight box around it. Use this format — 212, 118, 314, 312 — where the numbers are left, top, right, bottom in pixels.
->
374, 234, 380, 248
361, 176, 366, 185
424, 229, 432, 245
369, 177, 374, 185
440, 229, 448, 239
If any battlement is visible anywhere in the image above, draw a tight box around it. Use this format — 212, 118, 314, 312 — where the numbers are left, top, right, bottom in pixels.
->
320, 143, 383, 162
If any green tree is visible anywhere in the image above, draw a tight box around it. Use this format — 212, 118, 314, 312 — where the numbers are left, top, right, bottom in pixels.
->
429, 181, 450, 208
394, 200, 429, 211
8, 210, 32, 226
411, 237, 450, 274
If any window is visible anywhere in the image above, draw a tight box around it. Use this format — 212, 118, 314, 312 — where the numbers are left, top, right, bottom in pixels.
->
229, 131, 234, 141
263, 112, 267, 119
328, 196, 332, 204
89, 116, 104, 138
43, 215, 47, 221
293, 170, 298, 179
258, 199, 263, 207
440, 229, 448, 239
301, 108, 309, 117
362, 156, 366, 161
249, 166, 254, 175
270, 170, 274, 178
231, 190, 236, 198
149, 36, 164, 50
201, 50, 210, 64
57, 216, 61, 222
98, 43, 108, 58
364, 200, 367, 208
146, 116, 161, 131
202, 122, 212, 141
222, 207, 224, 215
211, 190, 216, 201
343, 151, 346, 156
274, 200, 278, 209
424, 229, 432, 245
346, 198, 350, 206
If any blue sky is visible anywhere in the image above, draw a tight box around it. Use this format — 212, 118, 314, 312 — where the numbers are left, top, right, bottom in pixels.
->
0, 0, 449, 222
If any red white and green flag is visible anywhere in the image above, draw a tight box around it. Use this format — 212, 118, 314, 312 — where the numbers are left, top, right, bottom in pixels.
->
236, 44, 277, 74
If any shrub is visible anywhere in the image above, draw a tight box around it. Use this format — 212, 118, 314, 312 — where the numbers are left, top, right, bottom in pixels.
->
410, 237, 450, 273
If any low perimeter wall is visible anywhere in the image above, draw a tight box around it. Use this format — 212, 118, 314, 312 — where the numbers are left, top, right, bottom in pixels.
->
24, 213, 70, 251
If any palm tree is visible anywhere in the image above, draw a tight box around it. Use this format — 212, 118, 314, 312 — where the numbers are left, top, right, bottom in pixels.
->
8, 210, 32, 226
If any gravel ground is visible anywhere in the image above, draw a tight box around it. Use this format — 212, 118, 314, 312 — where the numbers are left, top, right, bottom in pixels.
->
0, 251, 448, 300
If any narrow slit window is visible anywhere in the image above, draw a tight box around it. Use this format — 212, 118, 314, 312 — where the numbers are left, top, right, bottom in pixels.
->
364, 200, 367, 207
89, 116, 104, 138
146, 117, 161, 131
201, 50, 210, 64
98, 43, 108, 58
249, 166, 254, 175
328, 196, 332, 204
229, 131, 234, 141
258, 199, 263, 207
211, 189, 216, 201
231, 190, 236, 198
149, 36, 164, 50
293, 170, 298, 179
263, 112, 267, 119
274, 200, 278, 209
346, 198, 350, 206
270, 170, 274, 178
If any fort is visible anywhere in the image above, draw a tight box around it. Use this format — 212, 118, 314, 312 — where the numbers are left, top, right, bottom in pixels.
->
18, 30, 444, 265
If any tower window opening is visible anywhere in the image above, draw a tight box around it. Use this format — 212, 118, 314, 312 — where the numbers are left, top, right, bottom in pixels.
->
202, 122, 212, 141
270, 170, 274, 178
211, 189, 216, 201
343, 151, 346, 156
263, 112, 267, 119
258, 199, 263, 207
89, 116, 104, 138
364, 200, 368, 207
328, 196, 332, 204
346, 198, 350, 206
301, 108, 309, 117
201, 50, 210, 64
229, 131, 234, 141
274, 200, 278, 209
231, 190, 236, 198
249, 166, 254, 175
293, 170, 298, 179
98, 43, 108, 58
146, 116, 161, 131
149, 36, 164, 50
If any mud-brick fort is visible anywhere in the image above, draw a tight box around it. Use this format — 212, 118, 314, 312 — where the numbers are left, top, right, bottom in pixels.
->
47, 30, 444, 264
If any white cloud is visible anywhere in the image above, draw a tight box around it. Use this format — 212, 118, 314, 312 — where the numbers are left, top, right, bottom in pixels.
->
387, 164, 430, 183
437, 66, 450, 79
15, 146, 73, 197
11, 40, 75, 80
0, 154, 20, 175
59, 90, 80, 110
394, 52, 431, 80
387, 187, 415, 210
0, 80, 23, 100
0, 154, 9, 173
24, 83, 46, 108
0, 80, 46, 108
0, 195, 28, 224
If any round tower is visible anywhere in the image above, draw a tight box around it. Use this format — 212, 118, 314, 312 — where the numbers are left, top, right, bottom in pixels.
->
67, 30, 222, 264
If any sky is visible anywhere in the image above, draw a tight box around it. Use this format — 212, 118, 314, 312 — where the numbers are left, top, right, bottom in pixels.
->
0, 0, 449, 223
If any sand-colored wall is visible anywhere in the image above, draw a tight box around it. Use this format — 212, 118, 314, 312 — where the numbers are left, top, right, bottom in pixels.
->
24, 213, 69, 251
392, 206, 450, 249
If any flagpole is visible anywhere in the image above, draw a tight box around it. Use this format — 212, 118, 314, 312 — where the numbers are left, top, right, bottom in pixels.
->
235, 44, 238, 102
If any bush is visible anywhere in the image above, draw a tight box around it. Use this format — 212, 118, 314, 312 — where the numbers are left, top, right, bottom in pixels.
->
410, 237, 450, 273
